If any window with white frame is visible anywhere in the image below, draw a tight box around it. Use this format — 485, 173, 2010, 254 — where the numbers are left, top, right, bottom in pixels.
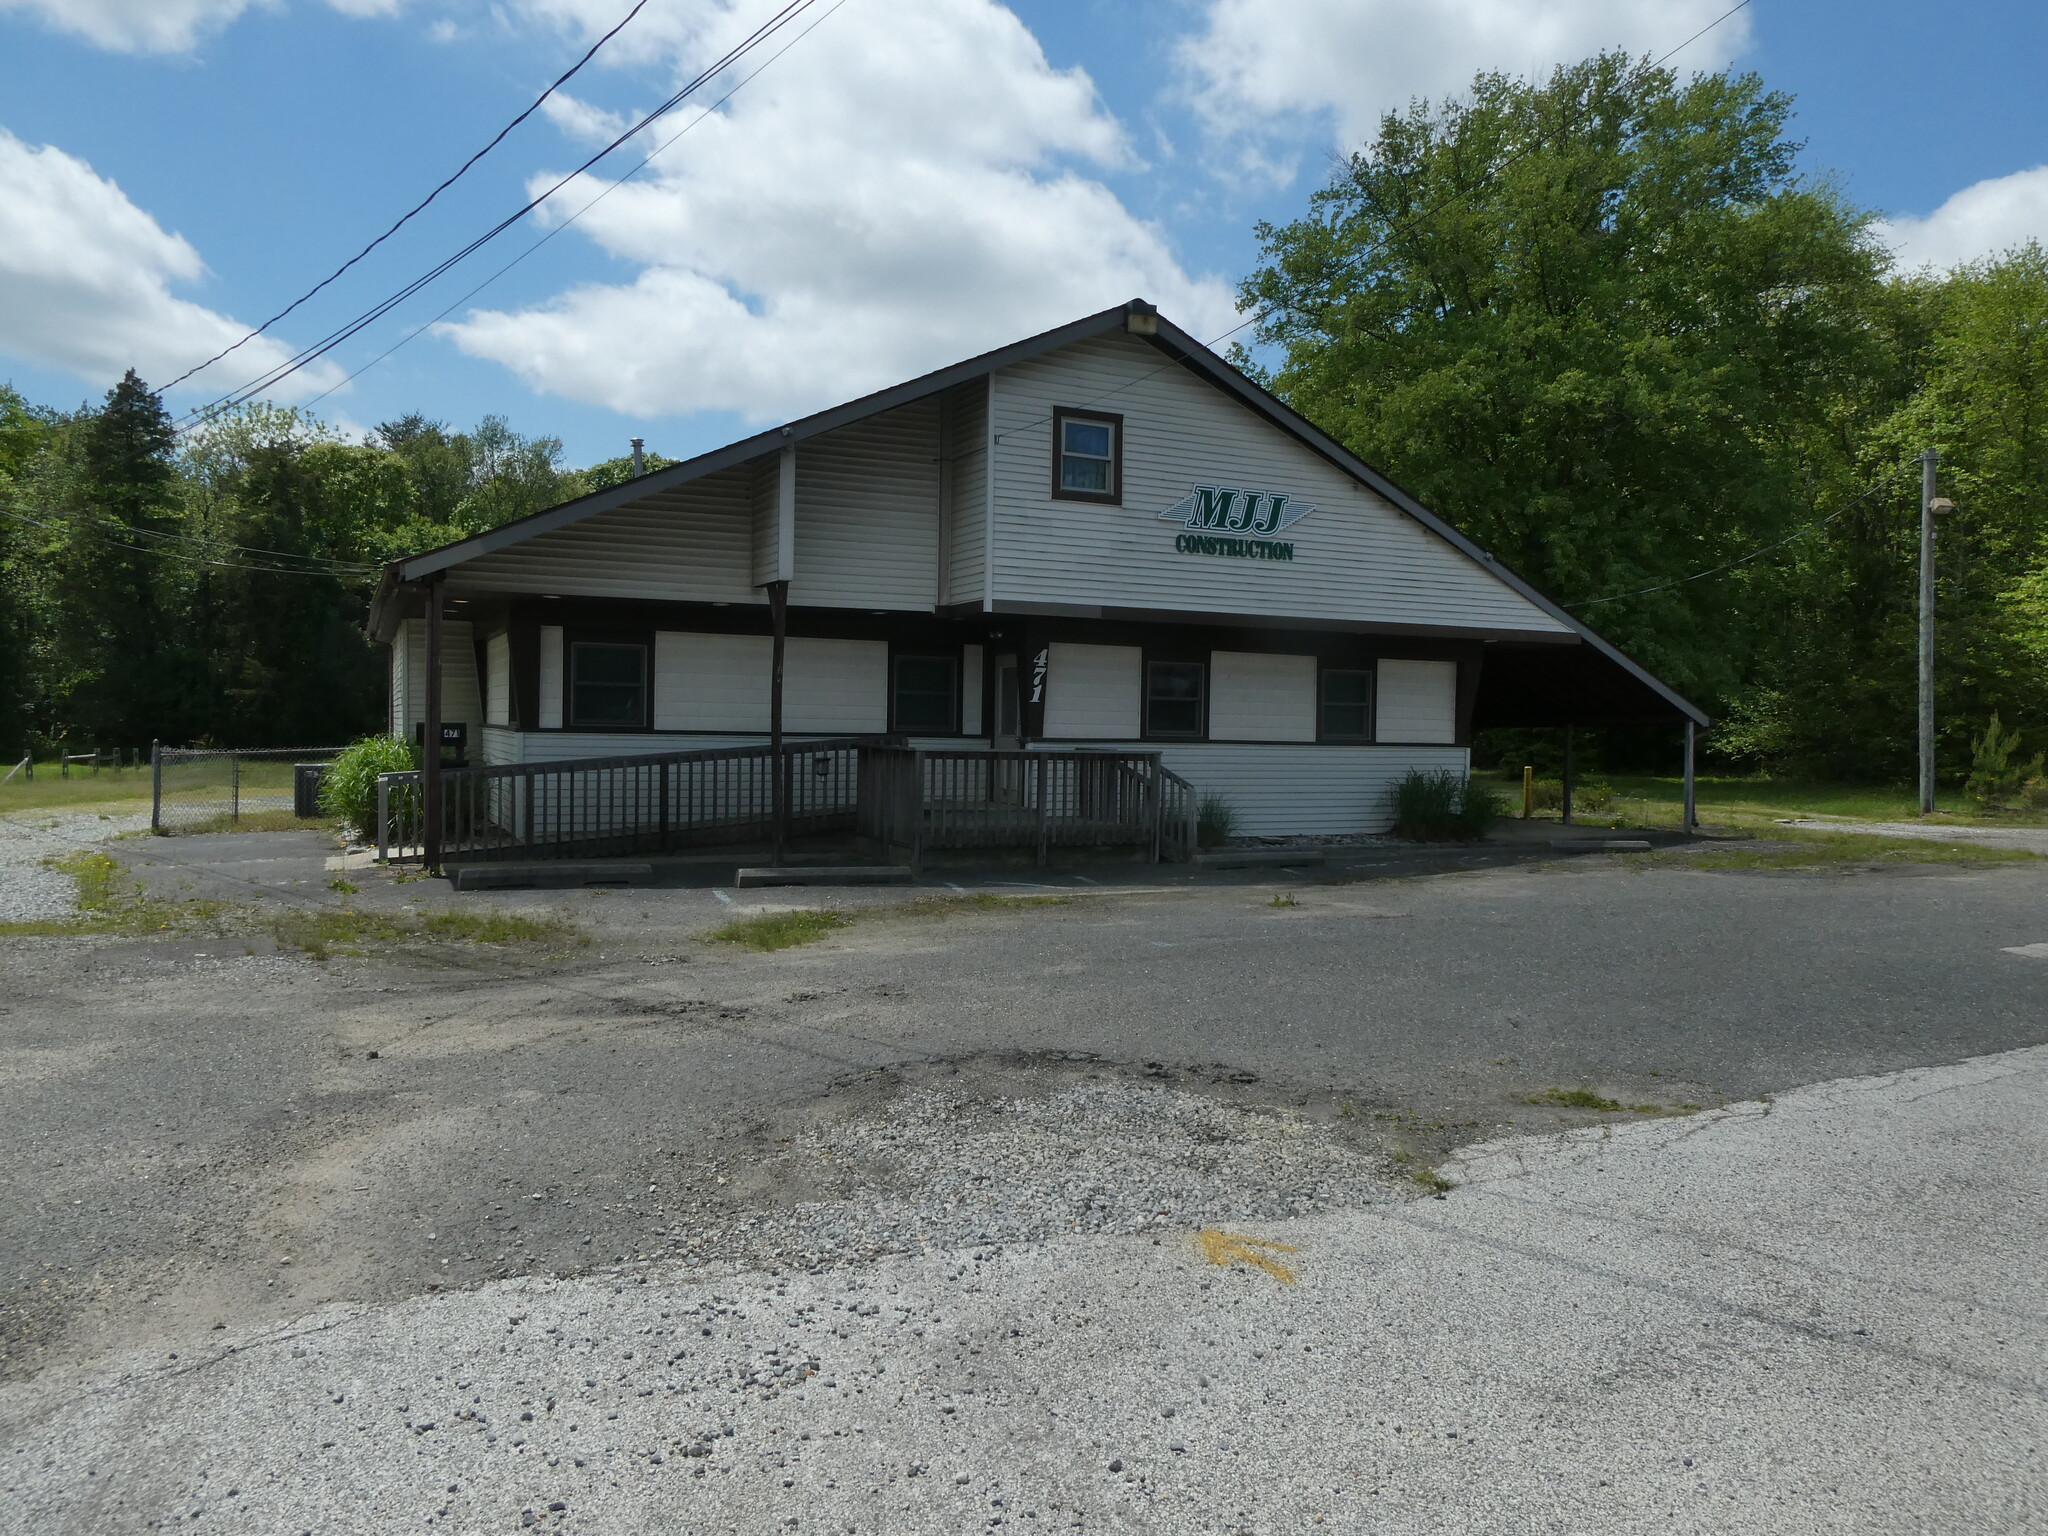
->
1052, 408, 1121, 503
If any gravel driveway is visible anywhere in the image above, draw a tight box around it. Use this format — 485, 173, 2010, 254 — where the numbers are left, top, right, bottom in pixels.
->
0, 809, 150, 923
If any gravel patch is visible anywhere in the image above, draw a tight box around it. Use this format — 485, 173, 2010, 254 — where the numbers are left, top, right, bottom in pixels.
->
642, 1062, 1406, 1275
0, 810, 150, 923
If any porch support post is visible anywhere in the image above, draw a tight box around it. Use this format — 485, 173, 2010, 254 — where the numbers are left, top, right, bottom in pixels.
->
1561, 724, 1574, 827
421, 573, 446, 871
767, 578, 790, 864
1682, 719, 1698, 834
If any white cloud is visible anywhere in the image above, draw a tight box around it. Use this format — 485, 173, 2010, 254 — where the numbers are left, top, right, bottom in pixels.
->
1177, 0, 1752, 176
0, 130, 342, 400
0, 0, 398, 53
440, 0, 1239, 423
1878, 166, 2048, 273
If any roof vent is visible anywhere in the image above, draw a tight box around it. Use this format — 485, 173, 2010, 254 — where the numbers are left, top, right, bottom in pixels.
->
1125, 299, 1159, 336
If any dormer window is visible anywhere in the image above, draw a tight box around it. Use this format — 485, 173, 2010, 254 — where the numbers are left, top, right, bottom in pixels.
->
1052, 408, 1121, 504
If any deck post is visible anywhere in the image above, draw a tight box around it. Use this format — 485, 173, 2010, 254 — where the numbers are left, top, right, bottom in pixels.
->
1561, 724, 1574, 827
766, 579, 789, 864
422, 573, 445, 872
1683, 719, 1698, 833
1034, 753, 1050, 867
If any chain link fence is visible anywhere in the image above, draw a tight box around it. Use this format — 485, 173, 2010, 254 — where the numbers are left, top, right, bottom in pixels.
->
151, 746, 349, 834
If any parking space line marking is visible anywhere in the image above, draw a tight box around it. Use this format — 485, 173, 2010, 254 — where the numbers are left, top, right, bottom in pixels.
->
711, 889, 734, 906
1071, 874, 1100, 884
945, 882, 966, 893
2000, 942, 2048, 958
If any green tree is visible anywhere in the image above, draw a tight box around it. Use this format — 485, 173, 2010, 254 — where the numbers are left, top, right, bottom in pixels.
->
1241, 54, 1894, 704
31, 372, 205, 747
1748, 248, 2048, 777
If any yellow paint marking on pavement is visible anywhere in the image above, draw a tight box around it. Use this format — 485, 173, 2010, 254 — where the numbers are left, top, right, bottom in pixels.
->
1195, 1229, 1299, 1284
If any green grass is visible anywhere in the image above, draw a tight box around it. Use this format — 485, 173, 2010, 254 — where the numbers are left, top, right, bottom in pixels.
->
1651, 829, 2038, 871
706, 909, 852, 951
1524, 1087, 1663, 1113
0, 766, 153, 816
1478, 770, 2048, 831
703, 891, 1071, 953
0, 850, 227, 938
173, 809, 334, 835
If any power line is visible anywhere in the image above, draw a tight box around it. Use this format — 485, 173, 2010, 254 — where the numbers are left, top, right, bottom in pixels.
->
1574, 463, 1915, 607
187, 0, 833, 420
301, 0, 857, 412
0, 505, 380, 579
157, 0, 652, 398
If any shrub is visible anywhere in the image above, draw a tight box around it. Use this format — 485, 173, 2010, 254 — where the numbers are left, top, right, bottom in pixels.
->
319, 735, 420, 842
1393, 768, 1503, 840
1196, 793, 1239, 848
1965, 713, 2043, 813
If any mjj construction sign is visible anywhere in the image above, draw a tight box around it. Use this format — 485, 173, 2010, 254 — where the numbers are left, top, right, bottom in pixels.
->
1158, 486, 1314, 562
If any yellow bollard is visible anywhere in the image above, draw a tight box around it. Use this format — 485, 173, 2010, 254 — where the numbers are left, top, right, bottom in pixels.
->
1522, 764, 1533, 820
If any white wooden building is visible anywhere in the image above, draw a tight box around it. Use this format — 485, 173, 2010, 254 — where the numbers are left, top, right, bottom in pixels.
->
368, 300, 1704, 842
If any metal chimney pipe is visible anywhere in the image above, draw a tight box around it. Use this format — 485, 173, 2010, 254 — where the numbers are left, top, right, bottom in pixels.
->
630, 437, 645, 476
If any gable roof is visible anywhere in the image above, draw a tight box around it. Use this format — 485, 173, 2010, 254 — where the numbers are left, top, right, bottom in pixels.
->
370, 299, 1705, 726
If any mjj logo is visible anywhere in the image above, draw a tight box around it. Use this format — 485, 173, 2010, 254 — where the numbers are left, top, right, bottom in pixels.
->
1157, 485, 1315, 538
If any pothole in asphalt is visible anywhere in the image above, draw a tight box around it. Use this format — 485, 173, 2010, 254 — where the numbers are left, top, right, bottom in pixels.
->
653, 1055, 1413, 1275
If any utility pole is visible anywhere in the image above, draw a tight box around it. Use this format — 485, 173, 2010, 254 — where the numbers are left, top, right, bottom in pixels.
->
1918, 451, 1954, 815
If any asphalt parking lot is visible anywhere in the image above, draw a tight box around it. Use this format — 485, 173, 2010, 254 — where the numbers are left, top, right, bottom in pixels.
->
2, 828, 2045, 1532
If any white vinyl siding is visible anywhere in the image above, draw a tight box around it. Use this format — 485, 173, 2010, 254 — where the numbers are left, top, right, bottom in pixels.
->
1209, 651, 1315, 742
960, 643, 983, 735
451, 462, 760, 604
987, 332, 1569, 634
943, 382, 988, 607
485, 632, 510, 726
1042, 642, 1141, 739
653, 633, 888, 733
793, 399, 940, 611
1376, 658, 1458, 743
538, 626, 564, 729
395, 618, 483, 740
388, 637, 406, 737
786, 638, 888, 733
1157, 743, 1467, 835
655, 632, 769, 732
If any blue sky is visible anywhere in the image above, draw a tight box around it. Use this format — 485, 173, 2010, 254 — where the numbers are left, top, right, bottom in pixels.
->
2, 0, 2044, 469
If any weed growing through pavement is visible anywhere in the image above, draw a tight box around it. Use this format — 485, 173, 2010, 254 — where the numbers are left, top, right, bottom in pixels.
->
1268, 892, 1299, 908
0, 851, 226, 937
326, 876, 359, 895
706, 910, 852, 952
704, 892, 1070, 953
1524, 1087, 1667, 1114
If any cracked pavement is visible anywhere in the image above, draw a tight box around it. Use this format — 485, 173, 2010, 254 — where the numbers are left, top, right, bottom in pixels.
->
2, 830, 2046, 1531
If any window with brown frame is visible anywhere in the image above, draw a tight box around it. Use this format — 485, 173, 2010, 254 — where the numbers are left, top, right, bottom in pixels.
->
1051, 408, 1121, 504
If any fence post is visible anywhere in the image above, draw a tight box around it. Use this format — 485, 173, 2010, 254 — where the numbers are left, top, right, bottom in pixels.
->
150, 741, 162, 833
376, 776, 391, 863
1035, 754, 1050, 867
230, 754, 241, 824
1149, 757, 1163, 864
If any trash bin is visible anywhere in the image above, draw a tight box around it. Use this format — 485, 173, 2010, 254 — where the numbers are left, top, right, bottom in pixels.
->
294, 763, 328, 819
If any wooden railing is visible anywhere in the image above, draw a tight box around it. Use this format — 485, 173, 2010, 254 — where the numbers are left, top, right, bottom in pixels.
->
376, 738, 876, 864
858, 747, 1186, 868
378, 740, 1202, 868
